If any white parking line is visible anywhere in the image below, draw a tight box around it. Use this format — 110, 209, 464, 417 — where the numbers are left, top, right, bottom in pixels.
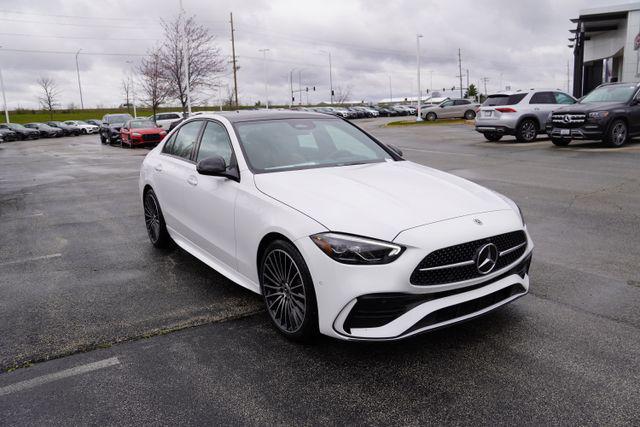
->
0, 357, 120, 396
0, 253, 62, 266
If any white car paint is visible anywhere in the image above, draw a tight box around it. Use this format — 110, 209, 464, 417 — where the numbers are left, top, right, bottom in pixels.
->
150, 112, 184, 130
64, 120, 100, 134
139, 111, 532, 341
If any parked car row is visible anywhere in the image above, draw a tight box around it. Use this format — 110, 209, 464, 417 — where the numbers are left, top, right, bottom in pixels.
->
474, 83, 639, 147
298, 104, 421, 119
99, 113, 167, 148
0, 119, 101, 141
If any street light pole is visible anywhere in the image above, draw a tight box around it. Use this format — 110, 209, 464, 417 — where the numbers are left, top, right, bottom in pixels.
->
125, 60, 137, 118
319, 50, 333, 105
75, 49, 84, 109
416, 34, 424, 122
289, 68, 296, 108
258, 48, 270, 109
0, 46, 9, 123
388, 74, 392, 103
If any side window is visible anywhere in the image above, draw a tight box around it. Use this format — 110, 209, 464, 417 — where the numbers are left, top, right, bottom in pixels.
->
453, 100, 469, 105
196, 121, 233, 164
529, 92, 555, 104
169, 114, 181, 120
441, 100, 454, 107
165, 120, 202, 160
161, 133, 177, 154
554, 92, 576, 104
157, 114, 167, 120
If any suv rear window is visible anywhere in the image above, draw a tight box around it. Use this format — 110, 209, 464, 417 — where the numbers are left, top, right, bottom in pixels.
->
483, 94, 527, 106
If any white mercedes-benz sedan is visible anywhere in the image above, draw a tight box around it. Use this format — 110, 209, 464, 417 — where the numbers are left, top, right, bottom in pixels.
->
139, 111, 533, 341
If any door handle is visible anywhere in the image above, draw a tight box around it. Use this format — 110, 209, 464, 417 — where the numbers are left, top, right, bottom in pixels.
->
187, 176, 198, 186
154, 164, 163, 172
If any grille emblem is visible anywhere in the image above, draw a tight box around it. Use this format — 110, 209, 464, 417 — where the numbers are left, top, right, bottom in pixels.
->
475, 243, 498, 275
564, 115, 571, 123
473, 218, 483, 225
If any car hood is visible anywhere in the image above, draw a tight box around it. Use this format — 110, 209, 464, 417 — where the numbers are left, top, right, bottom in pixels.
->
253, 161, 511, 241
554, 101, 626, 113
131, 128, 164, 134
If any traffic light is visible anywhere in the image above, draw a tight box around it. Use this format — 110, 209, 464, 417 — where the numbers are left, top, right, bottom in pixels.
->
331, 90, 335, 96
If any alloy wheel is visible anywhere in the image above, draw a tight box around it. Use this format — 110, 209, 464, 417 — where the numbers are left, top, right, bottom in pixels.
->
612, 122, 626, 146
521, 121, 536, 141
143, 193, 161, 244
262, 249, 307, 333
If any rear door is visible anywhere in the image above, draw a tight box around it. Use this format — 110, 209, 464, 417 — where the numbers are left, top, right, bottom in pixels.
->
438, 100, 456, 118
528, 91, 557, 129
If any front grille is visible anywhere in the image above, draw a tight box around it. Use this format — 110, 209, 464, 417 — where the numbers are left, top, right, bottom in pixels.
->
410, 230, 527, 286
142, 134, 162, 142
344, 253, 532, 331
552, 113, 586, 127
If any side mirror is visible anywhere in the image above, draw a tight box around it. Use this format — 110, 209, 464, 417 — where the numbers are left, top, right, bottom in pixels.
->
631, 98, 640, 106
196, 156, 240, 181
387, 144, 403, 157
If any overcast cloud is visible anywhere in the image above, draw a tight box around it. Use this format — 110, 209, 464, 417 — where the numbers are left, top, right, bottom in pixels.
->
0, 0, 626, 109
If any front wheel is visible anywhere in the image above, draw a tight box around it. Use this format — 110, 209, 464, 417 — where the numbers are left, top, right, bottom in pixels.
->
425, 112, 437, 121
143, 189, 171, 248
605, 119, 628, 147
100, 133, 107, 144
260, 240, 318, 342
464, 110, 476, 120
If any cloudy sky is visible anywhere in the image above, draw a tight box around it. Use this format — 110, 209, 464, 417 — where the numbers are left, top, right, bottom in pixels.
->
0, 0, 626, 109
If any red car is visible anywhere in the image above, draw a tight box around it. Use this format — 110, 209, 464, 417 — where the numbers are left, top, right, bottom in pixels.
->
120, 119, 167, 148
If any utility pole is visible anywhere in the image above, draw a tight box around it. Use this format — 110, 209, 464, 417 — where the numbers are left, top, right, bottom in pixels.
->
388, 74, 392, 103
319, 50, 333, 105
466, 69, 469, 97
75, 49, 84, 109
230, 12, 239, 108
258, 48, 270, 109
298, 69, 302, 106
289, 68, 296, 108
458, 48, 463, 99
125, 60, 137, 118
481, 77, 490, 97
429, 70, 433, 99
0, 46, 9, 122
566, 61, 570, 92
416, 34, 423, 122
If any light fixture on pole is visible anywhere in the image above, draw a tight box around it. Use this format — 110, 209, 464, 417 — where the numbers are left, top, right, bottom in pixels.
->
416, 34, 424, 122
0, 46, 9, 123
319, 50, 333, 105
258, 48, 270, 109
75, 49, 84, 109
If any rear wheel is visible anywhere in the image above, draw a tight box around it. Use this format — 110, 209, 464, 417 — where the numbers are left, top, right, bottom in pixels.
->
425, 112, 437, 121
260, 240, 318, 342
551, 138, 570, 146
483, 132, 502, 142
605, 119, 628, 147
516, 119, 537, 142
464, 110, 476, 120
143, 189, 171, 248
100, 133, 107, 144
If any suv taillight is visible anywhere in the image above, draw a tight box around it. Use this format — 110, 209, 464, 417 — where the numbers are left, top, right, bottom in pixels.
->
496, 107, 517, 113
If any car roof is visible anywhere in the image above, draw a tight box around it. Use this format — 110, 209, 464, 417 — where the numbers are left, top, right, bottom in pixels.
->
189, 110, 336, 123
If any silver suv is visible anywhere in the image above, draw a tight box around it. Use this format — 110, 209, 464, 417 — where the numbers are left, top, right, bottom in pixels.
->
421, 99, 480, 121
475, 89, 576, 142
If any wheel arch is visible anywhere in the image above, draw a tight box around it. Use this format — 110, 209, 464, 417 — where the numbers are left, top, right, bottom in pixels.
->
256, 232, 294, 276
516, 114, 541, 131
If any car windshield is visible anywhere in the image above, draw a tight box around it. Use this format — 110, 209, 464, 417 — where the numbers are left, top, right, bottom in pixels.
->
235, 118, 394, 173
580, 84, 637, 103
483, 93, 527, 106
106, 114, 133, 124
130, 120, 156, 129
6, 123, 26, 129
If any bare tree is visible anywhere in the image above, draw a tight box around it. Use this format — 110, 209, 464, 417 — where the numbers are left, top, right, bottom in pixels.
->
37, 77, 61, 119
159, 11, 226, 113
334, 85, 354, 104
138, 48, 170, 120
122, 79, 131, 114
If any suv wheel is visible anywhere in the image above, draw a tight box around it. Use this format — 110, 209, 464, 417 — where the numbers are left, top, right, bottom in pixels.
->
260, 240, 319, 342
551, 138, 570, 146
516, 119, 537, 142
425, 112, 437, 121
464, 110, 476, 120
484, 132, 502, 142
605, 119, 628, 147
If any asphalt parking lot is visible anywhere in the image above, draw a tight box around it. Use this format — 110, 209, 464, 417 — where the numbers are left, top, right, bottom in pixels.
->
1, 119, 639, 424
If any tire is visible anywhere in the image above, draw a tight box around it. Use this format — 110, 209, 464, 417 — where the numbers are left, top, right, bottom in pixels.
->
604, 119, 628, 147
484, 132, 502, 142
516, 119, 538, 142
143, 189, 171, 248
464, 110, 476, 120
425, 112, 437, 121
100, 134, 107, 144
551, 138, 570, 146
82, 129, 87, 135
260, 240, 319, 342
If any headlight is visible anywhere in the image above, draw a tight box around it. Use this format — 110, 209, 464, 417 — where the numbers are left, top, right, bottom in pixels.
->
589, 111, 609, 119
132, 132, 141, 136
310, 232, 404, 265
160, 131, 167, 135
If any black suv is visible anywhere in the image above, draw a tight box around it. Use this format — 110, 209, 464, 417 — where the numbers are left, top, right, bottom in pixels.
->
99, 113, 134, 145
546, 82, 640, 147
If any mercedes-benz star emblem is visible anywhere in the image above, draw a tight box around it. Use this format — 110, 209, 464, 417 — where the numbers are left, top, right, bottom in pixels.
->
563, 115, 571, 123
475, 243, 498, 275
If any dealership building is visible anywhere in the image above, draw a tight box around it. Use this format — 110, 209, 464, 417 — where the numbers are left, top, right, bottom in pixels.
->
571, 2, 640, 96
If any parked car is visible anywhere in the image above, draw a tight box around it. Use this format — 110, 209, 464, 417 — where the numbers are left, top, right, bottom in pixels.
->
85, 119, 103, 127
47, 121, 81, 136
347, 107, 366, 119
64, 120, 100, 134
139, 110, 532, 342
150, 112, 184, 130
390, 105, 411, 116
99, 113, 134, 145
545, 82, 640, 147
0, 123, 40, 140
373, 106, 398, 117
332, 107, 354, 119
24, 123, 64, 138
421, 99, 480, 121
475, 89, 576, 142
0, 127, 18, 142
120, 119, 167, 148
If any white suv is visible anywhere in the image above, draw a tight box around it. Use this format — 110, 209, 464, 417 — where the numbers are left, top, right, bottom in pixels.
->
475, 90, 576, 142
150, 112, 184, 130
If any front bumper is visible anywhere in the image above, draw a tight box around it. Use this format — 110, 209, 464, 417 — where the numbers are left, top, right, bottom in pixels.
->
297, 210, 532, 341
545, 124, 604, 140
475, 116, 519, 135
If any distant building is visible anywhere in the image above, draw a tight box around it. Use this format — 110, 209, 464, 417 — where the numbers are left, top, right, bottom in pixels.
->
570, 2, 640, 97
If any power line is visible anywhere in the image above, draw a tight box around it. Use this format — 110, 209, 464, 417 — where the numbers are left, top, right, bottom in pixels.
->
0, 32, 160, 41
0, 17, 159, 30
0, 47, 147, 57
0, 9, 144, 22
